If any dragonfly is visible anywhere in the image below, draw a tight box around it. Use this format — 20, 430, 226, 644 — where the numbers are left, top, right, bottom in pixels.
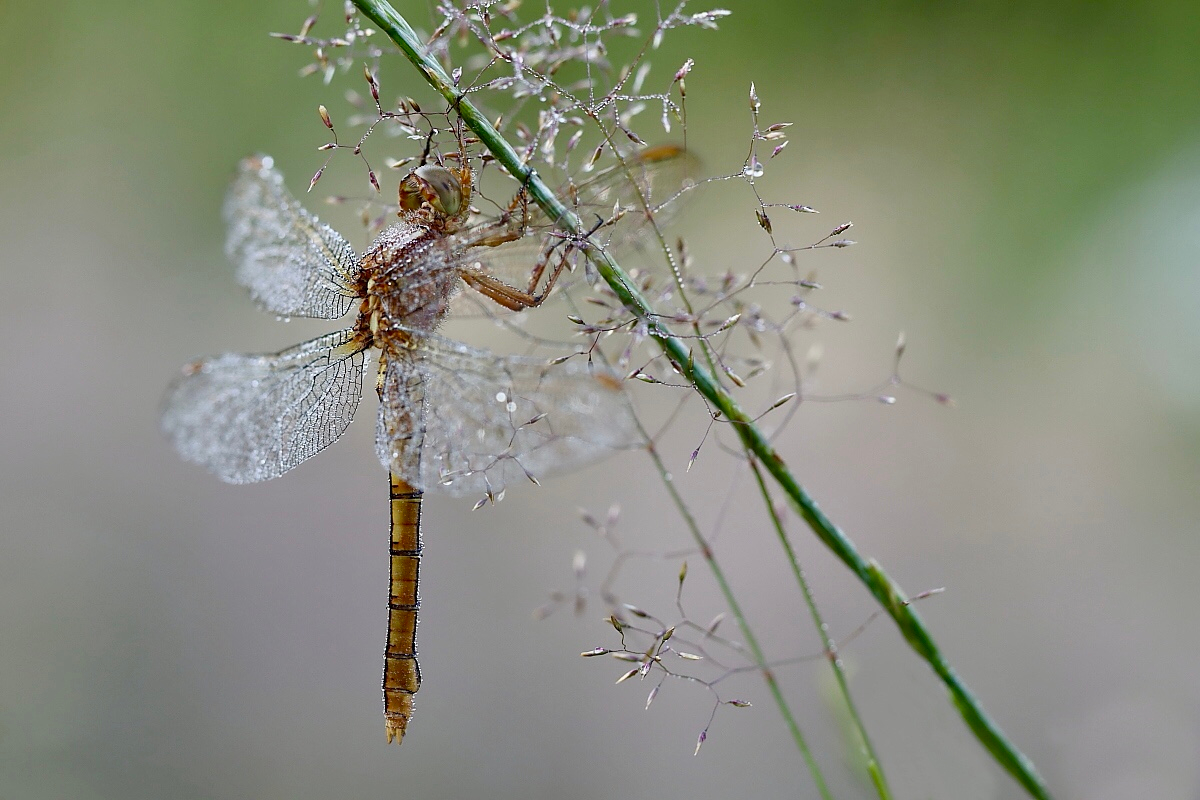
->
162, 142, 689, 744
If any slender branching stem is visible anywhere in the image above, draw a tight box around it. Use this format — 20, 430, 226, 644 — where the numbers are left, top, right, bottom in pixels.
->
639, 420, 833, 796
350, 2, 1054, 797
747, 456, 891, 799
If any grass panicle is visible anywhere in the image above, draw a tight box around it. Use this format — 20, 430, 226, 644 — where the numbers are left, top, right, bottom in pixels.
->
268, 2, 1064, 797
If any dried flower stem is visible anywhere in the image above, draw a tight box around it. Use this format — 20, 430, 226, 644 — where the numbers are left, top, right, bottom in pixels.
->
351, 2, 1053, 797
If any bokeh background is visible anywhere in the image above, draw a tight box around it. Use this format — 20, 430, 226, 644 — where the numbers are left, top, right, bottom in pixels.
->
2, 2, 1198, 798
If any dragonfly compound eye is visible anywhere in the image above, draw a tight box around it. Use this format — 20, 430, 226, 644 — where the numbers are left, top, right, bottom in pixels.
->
401, 164, 465, 219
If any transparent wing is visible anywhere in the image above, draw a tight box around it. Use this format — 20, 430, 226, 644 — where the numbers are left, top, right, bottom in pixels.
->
163, 330, 368, 484
450, 144, 699, 313
225, 155, 362, 319
376, 332, 640, 497
566, 143, 700, 236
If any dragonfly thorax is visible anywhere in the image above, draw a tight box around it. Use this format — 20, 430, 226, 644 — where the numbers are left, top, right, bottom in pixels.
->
361, 222, 462, 342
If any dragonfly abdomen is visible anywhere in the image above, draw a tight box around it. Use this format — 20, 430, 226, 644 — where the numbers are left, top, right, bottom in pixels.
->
384, 471, 423, 744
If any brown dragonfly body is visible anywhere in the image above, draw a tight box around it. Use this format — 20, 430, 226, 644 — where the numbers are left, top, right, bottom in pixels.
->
358, 164, 594, 741
360, 188, 505, 742
363, 221, 461, 744
362, 221, 456, 743
163, 146, 686, 743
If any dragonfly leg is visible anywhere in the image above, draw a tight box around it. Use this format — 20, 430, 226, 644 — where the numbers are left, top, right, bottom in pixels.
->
460, 247, 570, 312
461, 221, 577, 311
462, 177, 611, 310
469, 185, 531, 249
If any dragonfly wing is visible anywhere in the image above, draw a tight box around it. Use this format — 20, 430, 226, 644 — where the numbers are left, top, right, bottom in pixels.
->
225, 155, 362, 319
375, 342, 426, 491
163, 330, 368, 483
376, 332, 640, 497
566, 143, 700, 239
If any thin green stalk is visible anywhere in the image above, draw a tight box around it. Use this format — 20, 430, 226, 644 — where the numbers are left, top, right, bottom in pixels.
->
642, 429, 833, 798
748, 457, 891, 800
350, 2, 1054, 797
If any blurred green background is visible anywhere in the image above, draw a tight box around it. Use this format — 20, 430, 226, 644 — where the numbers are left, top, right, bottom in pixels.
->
2, 1, 1198, 798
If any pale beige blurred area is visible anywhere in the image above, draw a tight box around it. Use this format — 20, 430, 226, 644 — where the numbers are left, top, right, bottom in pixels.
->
3, 2, 1200, 799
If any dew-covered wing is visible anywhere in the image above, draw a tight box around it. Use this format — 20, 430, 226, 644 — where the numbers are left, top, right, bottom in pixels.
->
163, 330, 368, 483
376, 332, 639, 497
225, 155, 361, 319
567, 143, 700, 234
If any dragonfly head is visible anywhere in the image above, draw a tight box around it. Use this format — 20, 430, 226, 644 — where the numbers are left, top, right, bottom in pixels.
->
398, 164, 472, 229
